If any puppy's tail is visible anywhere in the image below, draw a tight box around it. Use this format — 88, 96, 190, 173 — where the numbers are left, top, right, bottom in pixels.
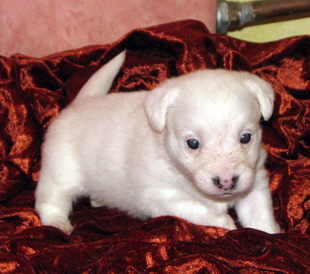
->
74, 51, 126, 101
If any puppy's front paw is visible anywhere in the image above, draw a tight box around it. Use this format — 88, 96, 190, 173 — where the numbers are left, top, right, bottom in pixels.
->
257, 221, 281, 234
91, 199, 103, 208
269, 223, 281, 234
216, 215, 237, 230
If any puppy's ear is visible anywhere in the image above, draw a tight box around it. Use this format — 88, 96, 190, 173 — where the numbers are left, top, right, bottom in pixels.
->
244, 74, 274, 121
144, 85, 179, 132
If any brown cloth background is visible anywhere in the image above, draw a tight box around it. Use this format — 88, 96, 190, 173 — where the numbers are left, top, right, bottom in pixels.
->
0, 20, 310, 273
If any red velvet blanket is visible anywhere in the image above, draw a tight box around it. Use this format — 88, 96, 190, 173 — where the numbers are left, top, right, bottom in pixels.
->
1, 20, 310, 273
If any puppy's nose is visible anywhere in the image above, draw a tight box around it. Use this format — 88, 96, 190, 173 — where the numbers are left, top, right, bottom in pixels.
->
212, 175, 239, 190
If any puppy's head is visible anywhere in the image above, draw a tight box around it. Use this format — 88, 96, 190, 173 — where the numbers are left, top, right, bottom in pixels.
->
145, 69, 274, 198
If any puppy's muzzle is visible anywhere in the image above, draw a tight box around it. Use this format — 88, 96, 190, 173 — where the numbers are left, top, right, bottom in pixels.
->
212, 175, 239, 191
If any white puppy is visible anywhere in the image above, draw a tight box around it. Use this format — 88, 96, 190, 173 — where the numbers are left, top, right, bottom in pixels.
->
35, 51, 280, 234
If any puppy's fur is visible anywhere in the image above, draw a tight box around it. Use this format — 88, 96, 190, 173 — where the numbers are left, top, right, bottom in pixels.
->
35, 51, 280, 234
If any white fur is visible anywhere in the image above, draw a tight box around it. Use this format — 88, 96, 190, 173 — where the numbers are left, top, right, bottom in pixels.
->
35, 51, 280, 234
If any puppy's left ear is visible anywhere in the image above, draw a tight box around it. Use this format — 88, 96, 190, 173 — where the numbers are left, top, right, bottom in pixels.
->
244, 74, 274, 121
144, 84, 179, 133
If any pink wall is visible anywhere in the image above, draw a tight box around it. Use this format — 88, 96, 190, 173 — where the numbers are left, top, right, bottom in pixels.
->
0, 0, 216, 57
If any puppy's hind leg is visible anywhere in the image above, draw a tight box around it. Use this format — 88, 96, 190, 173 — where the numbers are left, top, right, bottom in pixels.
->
35, 181, 76, 234
36, 201, 73, 234
35, 167, 83, 234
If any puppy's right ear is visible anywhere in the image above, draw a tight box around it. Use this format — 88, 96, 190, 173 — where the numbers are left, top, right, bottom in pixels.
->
144, 85, 179, 133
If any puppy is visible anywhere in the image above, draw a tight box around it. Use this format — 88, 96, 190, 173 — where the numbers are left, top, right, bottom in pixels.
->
35, 51, 280, 234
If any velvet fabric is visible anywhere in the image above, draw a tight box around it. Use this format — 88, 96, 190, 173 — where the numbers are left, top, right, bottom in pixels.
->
1, 20, 310, 273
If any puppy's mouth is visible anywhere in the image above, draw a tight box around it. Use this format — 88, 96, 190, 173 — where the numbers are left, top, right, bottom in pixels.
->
194, 173, 250, 199
216, 191, 235, 198
220, 192, 233, 196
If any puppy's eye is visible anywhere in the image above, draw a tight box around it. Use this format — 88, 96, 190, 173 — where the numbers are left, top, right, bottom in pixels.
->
187, 139, 200, 150
240, 133, 252, 144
